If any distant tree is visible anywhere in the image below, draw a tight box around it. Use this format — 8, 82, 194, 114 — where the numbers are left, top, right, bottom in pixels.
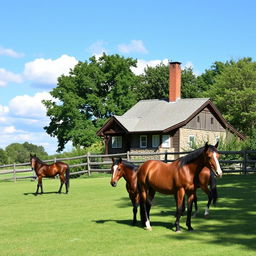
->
137, 63, 169, 100
5, 142, 48, 163
138, 63, 202, 100
205, 58, 256, 135
0, 148, 8, 165
43, 54, 139, 151
181, 67, 201, 98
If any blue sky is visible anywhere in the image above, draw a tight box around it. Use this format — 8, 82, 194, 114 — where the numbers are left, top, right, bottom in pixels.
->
1, 0, 256, 154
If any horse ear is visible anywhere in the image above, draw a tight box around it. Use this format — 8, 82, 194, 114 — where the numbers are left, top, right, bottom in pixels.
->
215, 141, 219, 148
118, 157, 122, 163
112, 157, 115, 163
204, 142, 209, 151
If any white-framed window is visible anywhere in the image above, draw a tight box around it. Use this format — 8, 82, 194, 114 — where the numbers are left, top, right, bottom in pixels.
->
152, 135, 160, 148
188, 135, 195, 148
162, 135, 170, 148
112, 136, 122, 148
140, 135, 147, 148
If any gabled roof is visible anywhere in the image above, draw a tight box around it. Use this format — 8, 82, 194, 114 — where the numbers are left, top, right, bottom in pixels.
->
97, 98, 245, 139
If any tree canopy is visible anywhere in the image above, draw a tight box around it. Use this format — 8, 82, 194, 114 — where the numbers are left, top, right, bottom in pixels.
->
204, 58, 256, 135
43, 54, 139, 151
4, 142, 48, 164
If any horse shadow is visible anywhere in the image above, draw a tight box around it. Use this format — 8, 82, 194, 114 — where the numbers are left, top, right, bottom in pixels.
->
93, 218, 186, 231
23, 191, 66, 196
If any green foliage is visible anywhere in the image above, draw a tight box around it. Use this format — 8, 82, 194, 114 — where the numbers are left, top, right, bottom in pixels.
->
0, 148, 8, 165
43, 53, 139, 151
4, 142, 48, 164
204, 58, 256, 135
138, 63, 201, 100
137, 63, 169, 100
243, 128, 256, 151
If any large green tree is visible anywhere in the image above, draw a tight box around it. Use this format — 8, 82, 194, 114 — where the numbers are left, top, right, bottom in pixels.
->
205, 58, 256, 135
43, 54, 139, 151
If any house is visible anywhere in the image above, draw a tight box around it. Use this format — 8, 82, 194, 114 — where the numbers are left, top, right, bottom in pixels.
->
97, 62, 244, 158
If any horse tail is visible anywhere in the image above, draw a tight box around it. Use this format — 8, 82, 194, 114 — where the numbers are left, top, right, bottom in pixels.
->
65, 165, 70, 189
209, 171, 218, 205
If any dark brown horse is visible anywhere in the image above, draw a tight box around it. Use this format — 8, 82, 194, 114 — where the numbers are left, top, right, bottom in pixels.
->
30, 154, 70, 194
192, 166, 218, 217
110, 158, 139, 225
137, 142, 222, 232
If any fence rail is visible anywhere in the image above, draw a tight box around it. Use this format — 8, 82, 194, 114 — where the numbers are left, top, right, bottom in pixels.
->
0, 150, 256, 182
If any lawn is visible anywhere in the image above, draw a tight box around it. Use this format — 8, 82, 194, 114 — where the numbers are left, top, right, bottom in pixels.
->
0, 174, 255, 256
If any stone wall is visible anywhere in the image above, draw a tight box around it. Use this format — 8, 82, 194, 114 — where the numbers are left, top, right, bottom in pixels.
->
179, 128, 226, 151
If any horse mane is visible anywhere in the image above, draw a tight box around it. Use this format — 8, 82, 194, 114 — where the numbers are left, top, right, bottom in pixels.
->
179, 145, 217, 167
34, 156, 46, 165
114, 159, 138, 172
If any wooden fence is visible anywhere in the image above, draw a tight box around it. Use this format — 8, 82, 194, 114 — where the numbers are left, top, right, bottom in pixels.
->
0, 150, 256, 182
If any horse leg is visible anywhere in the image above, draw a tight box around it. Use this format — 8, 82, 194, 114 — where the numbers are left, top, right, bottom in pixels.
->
146, 187, 155, 219
192, 193, 199, 217
58, 174, 65, 193
175, 188, 185, 232
139, 184, 152, 231
186, 192, 195, 231
131, 194, 139, 225
36, 176, 43, 194
201, 186, 211, 217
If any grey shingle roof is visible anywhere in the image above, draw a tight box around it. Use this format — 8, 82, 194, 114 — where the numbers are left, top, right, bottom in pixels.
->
114, 98, 210, 132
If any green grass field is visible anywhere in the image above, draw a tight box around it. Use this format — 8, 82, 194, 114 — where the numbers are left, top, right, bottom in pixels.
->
0, 174, 256, 256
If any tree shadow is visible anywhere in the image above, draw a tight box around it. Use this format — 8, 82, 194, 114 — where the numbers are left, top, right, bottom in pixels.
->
109, 174, 256, 251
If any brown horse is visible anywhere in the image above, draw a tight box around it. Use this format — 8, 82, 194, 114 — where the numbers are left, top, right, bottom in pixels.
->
137, 142, 222, 232
110, 157, 218, 225
110, 158, 139, 225
30, 154, 70, 194
192, 166, 218, 217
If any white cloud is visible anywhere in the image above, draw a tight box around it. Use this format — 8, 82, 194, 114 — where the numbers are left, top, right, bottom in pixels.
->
118, 40, 148, 54
0, 46, 24, 58
131, 58, 169, 75
2, 126, 18, 134
23, 54, 78, 85
0, 68, 23, 86
8, 91, 54, 119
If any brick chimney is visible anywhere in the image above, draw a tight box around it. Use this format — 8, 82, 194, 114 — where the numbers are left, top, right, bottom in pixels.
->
169, 61, 181, 102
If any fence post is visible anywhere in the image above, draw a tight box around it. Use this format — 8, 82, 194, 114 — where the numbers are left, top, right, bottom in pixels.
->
243, 150, 247, 174
13, 163, 16, 182
127, 151, 130, 161
87, 152, 91, 176
164, 150, 168, 163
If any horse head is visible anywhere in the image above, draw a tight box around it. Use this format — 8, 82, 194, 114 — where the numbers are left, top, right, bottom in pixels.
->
30, 153, 37, 171
110, 157, 124, 187
203, 142, 222, 178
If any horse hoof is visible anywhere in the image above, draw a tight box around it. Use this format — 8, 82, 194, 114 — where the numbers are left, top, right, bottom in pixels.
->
144, 226, 152, 231
175, 230, 182, 233
204, 214, 210, 218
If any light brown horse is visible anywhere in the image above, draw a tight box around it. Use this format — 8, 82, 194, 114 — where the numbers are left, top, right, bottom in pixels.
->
137, 142, 222, 232
110, 158, 139, 225
30, 154, 70, 194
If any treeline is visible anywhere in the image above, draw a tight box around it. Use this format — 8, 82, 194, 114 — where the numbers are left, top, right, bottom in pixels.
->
0, 142, 48, 165
43, 55, 256, 152
0, 141, 104, 165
